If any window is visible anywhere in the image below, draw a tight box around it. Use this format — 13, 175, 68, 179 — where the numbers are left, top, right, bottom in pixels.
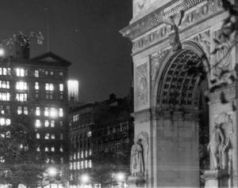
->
0, 68, 11, 76
50, 108, 57, 118
35, 107, 40, 116
35, 82, 39, 90
45, 83, 54, 91
23, 107, 28, 115
15, 68, 26, 77
51, 147, 55, 152
44, 107, 49, 117
89, 160, 92, 168
59, 108, 63, 117
36, 133, 40, 139
59, 72, 63, 76
0, 118, 11, 126
45, 147, 49, 152
45, 120, 49, 127
51, 134, 55, 139
17, 106, 28, 115
60, 146, 63, 152
50, 71, 54, 76
35, 119, 41, 128
50, 120, 55, 127
16, 81, 27, 90
45, 133, 50, 140
0, 81, 10, 89
16, 93, 27, 102
37, 147, 40, 152
0, 92, 10, 101
59, 84, 64, 92
60, 133, 63, 140
34, 70, 39, 77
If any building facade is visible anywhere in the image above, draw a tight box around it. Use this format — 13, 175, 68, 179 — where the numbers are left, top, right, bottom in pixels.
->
69, 94, 133, 187
0, 42, 71, 185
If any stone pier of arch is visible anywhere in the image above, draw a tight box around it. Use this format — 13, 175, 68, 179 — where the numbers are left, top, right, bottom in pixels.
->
121, 0, 238, 187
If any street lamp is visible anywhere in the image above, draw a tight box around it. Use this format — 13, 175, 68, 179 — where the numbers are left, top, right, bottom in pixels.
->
48, 167, 57, 177
114, 172, 126, 188
80, 174, 90, 184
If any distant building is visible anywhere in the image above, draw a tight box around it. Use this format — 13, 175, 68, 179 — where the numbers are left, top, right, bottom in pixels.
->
67, 80, 79, 103
0, 40, 71, 185
69, 103, 94, 185
69, 94, 133, 187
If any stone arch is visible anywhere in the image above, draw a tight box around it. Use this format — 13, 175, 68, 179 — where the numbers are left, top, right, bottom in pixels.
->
152, 41, 209, 110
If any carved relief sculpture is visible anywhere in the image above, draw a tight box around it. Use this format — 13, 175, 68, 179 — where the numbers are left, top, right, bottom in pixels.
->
207, 123, 225, 170
210, 29, 234, 86
208, 113, 234, 171
135, 63, 149, 109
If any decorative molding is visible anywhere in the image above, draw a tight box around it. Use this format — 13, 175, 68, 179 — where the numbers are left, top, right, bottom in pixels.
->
121, 0, 223, 53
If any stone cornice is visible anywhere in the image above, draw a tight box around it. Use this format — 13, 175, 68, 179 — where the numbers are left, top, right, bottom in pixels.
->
120, 0, 223, 41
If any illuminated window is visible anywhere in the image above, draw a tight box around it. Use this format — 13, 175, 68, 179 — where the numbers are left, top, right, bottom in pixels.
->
23, 107, 28, 115
34, 70, 39, 77
17, 106, 22, 115
45, 83, 54, 91
0, 92, 10, 101
87, 131, 92, 137
45, 120, 49, 127
35, 82, 39, 90
89, 160, 92, 168
16, 93, 27, 102
59, 84, 64, 92
59, 108, 63, 117
6, 119, 11, 126
15, 68, 26, 77
89, 149, 92, 156
45, 147, 49, 152
36, 133, 40, 139
60, 146, 63, 152
44, 107, 49, 116
50, 71, 54, 76
16, 81, 27, 90
37, 147, 40, 152
36, 107, 40, 116
51, 134, 55, 139
35, 119, 41, 128
45, 133, 50, 140
50, 108, 57, 118
50, 120, 55, 127
0, 68, 11, 76
0, 81, 10, 89
59, 72, 63, 76
51, 147, 55, 152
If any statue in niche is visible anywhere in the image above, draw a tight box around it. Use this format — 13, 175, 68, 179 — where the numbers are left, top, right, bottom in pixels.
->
208, 113, 234, 170
130, 139, 145, 176
207, 123, 225, 169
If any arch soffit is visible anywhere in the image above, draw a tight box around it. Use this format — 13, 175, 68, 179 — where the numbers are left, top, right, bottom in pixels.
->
151, 40, 209, 108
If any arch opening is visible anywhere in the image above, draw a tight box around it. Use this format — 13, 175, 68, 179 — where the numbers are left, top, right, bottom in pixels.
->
155, 48, 210, 187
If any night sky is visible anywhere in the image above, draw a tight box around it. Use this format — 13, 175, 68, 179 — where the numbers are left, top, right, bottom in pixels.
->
0, 0, 132, 102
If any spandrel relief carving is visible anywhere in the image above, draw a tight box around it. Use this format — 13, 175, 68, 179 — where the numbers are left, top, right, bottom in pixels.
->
135, 63, 149, 110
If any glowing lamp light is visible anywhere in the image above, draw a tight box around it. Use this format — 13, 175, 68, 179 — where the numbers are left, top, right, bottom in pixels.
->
80, 174, 90, 184
0, 48, 5, 57
48, 167, 57, 177
115, 172, 125, 182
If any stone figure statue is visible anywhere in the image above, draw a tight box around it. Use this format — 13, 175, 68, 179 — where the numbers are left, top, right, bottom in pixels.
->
207, 123, 225, 169
130, 139, 144, 176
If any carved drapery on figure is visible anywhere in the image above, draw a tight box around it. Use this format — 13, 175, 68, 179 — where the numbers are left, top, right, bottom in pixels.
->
130, 139, 145, 176
130, 132, 149, 177
208, 113, 233, 171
